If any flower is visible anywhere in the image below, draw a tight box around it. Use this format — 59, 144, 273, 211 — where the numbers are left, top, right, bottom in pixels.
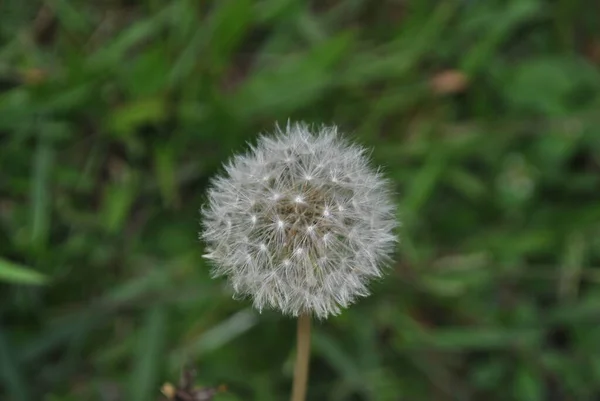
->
201, 122, 398, 318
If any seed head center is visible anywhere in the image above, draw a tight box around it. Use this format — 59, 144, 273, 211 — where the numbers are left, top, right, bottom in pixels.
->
275, 184, 327, 242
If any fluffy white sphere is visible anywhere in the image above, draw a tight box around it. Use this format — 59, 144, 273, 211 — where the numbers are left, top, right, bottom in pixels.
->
201, 122, 398, 318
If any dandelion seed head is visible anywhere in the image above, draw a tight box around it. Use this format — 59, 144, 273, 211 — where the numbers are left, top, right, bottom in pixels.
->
201, 122, 398, 318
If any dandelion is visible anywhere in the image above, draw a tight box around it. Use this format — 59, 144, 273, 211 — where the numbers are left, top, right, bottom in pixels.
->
201, 122, 398, 317
200, 122, 398, 401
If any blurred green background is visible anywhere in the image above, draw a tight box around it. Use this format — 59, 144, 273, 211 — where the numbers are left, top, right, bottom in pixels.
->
1, 0, 600, 400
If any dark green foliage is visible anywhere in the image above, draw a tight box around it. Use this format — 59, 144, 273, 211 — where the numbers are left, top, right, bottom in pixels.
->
1, 0, 600, 400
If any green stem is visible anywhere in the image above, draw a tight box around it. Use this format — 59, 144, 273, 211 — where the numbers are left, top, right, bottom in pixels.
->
290, 313, 311, 401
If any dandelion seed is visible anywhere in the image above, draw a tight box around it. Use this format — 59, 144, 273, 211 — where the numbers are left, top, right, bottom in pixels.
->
200, 122, 398, 319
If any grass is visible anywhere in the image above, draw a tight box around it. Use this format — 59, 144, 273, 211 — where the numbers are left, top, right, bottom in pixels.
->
1, 0, 600, 400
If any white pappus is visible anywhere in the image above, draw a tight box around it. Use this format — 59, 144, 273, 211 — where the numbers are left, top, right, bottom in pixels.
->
201, 122, 398, 319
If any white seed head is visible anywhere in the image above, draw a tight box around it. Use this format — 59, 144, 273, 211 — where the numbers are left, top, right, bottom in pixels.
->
200, 122, 398, 319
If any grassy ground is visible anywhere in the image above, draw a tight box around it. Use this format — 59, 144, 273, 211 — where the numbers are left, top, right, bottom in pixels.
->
1, 0, 600, 400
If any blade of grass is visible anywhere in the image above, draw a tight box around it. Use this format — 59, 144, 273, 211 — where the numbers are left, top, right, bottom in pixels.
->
0, 324, 31, 401
169, 309, 258, 370
0, 258, 48, 285
154, 144, 179, 208
128, 305, 168, 401
232, 32, 353, 118
207, 0, 254, 72
89, 4, 175, 67
403, 143, 447, 216
30, 131, 53, 251
400, 327, 542, 351
558, 231, 585, 301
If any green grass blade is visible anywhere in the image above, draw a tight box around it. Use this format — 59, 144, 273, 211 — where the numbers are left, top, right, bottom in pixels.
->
0, 324, 31, 401
128, 305, 168, 401
0, 258, 48, 285
30, 133, 53, 251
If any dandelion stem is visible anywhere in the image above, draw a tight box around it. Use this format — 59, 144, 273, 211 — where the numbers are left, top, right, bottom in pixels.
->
290, 313, 311, 401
